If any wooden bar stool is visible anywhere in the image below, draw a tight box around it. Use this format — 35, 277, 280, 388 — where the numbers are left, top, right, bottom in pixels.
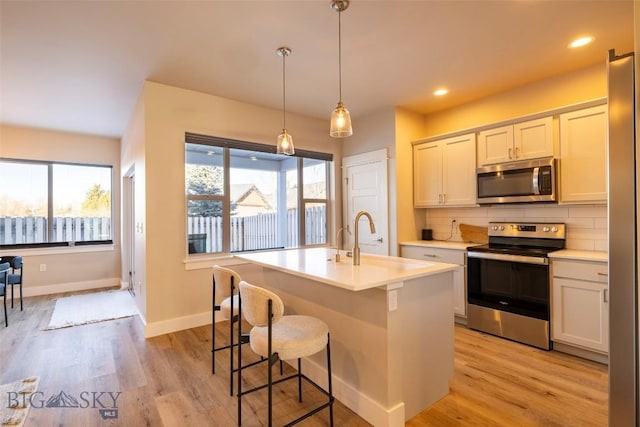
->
211, 265, 244, 396
237, 280, 334, 427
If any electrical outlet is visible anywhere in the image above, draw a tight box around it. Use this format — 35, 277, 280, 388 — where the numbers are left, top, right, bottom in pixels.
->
388, 290, 398, 312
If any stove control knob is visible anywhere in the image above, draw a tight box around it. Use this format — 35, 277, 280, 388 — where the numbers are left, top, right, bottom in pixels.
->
492, 226, 498, 231
543, 226, 550, 232
551, 226, 559, 232
499, 226, 505, 231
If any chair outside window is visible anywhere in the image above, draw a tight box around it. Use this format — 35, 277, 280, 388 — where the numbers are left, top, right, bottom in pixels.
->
237, 280, 334, 427
0, 256, 23, 311
211, 265, 243, 396
0, 262, 11, 327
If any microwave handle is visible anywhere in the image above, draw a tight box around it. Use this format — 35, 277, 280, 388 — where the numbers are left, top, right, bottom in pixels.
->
532, 167, 540, 195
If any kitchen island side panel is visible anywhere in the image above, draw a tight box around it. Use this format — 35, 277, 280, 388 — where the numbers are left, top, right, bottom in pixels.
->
390, 270, 454, 420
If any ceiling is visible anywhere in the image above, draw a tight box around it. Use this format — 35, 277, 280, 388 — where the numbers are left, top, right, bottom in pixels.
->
0, 0, 635, 139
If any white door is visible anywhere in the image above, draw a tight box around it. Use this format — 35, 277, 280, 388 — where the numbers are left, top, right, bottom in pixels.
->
342, 149, 389, 256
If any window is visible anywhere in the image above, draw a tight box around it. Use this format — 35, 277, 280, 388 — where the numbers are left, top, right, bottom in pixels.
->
0, 159, 113, 247
185, 133, 331, 255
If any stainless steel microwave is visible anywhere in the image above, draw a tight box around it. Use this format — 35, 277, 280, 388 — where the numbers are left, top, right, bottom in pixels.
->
476, 157, 557, 204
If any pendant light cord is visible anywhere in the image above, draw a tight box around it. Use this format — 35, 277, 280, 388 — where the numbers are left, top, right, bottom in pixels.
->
338, 9, 342, 103
282, 52, 286, 129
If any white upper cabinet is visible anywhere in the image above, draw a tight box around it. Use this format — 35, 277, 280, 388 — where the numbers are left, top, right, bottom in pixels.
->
413, 133, 477, 207
477, 117, 554, 166
559, 105, 608, 203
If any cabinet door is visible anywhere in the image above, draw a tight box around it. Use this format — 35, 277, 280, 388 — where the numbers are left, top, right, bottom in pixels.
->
443, 133, 477, 206
514, 117, 554, 160
559, 105, 608, 203
413, 142, 442, 207
552, 277, 609, 353
477, 125, 513, 166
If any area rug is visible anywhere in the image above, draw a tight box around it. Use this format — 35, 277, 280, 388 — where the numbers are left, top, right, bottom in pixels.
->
45, 290, 138, 330
0, 377, 39, 427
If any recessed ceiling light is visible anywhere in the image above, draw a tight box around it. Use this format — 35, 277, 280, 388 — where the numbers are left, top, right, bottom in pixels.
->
250, 156, 258, 161
569, 36, 594, 48
207, 150, 215, 156
434, 88, 448, 96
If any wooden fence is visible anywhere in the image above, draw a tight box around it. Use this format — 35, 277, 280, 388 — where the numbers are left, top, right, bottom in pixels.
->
1, 206, 326, 251
188, 206, 326, 253
0, 216, 111, 244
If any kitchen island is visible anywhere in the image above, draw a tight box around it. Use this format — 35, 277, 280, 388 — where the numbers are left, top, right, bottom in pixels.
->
235, 247, 457, 427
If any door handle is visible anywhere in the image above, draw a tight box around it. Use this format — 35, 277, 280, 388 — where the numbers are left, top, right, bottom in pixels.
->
376, 238, 383, 242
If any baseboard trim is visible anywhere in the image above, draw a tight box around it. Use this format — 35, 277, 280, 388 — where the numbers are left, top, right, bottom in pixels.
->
145, 311, 212, 338
297, 357, 405, 427
552, 341, 609, 365
22, 278, 121, 298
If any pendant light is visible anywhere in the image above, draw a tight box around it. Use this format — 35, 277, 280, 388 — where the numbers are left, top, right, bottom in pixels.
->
329, 0, 352, 138
276, 47, 295, 155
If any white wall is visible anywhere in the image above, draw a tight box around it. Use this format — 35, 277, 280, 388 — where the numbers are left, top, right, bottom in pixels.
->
121, 81, 338, 335
0, 125, 121, 295
423, 63, 606, 137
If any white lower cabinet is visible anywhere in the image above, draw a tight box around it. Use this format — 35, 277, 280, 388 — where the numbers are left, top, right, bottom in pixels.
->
551, 259, 609, 354
401, 245, 466, 319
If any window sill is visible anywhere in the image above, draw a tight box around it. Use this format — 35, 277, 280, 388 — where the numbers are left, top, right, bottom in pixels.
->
183, 254, 249, 271
0, 244, 115, 257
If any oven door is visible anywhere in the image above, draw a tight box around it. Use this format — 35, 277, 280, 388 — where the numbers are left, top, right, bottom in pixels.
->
467, 251, 550, 320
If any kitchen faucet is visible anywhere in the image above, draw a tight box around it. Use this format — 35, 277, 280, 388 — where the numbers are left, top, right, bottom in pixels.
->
353, 210, 376, 265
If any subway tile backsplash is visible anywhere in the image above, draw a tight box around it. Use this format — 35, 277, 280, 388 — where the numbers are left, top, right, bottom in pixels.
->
425, 204, 607, 252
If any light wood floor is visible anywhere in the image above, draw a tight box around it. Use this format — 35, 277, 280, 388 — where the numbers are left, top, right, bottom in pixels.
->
0, 291, 608, 426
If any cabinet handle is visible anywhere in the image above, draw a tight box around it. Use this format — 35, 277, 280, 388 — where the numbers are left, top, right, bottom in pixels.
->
438, 194, 442, 204
515, 147, 519, 158
604, 289, 609, 303
443, 194, 447, 203
597, 272, 608, 277
423, 254, 438, 258
508, 148, 513, 159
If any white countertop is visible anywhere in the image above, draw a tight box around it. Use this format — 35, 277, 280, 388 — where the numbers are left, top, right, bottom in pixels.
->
549, 249, 608, 262
400, 240, 481, 250
234, 247, 457, 291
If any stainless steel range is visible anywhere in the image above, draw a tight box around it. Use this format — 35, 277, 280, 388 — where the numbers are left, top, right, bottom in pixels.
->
466, 222, 566, 350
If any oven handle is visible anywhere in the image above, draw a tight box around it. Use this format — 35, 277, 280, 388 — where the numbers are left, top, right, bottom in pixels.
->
467, 251, 549, 265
